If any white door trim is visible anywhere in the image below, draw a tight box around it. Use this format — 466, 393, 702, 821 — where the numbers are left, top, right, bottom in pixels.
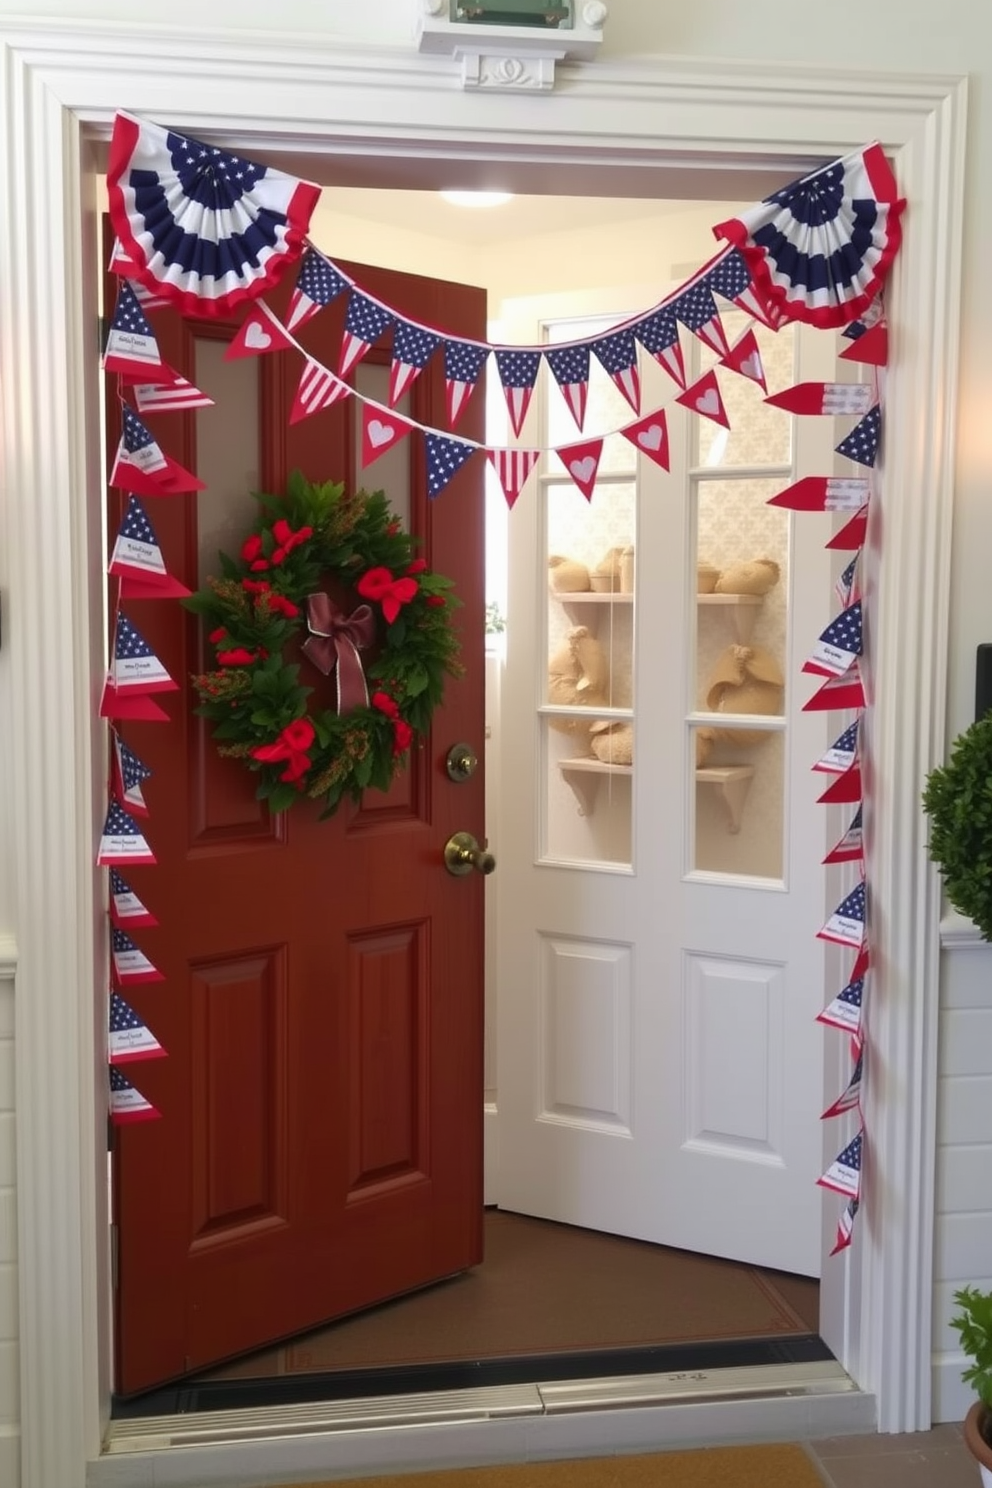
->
0, 21, 966, 1486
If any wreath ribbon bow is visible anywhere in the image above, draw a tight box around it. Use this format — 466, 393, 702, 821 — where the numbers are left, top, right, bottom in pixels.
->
301, 593, 375, 713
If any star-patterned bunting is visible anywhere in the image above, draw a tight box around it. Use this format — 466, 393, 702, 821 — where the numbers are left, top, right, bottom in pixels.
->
389, 321, 441, 405
494, 349, 542, 437
544, 343, 591, 430
444, 339, 488, 427
340, 293, 393, 378
835, 405, 881, 467
424, 433, 477, 499
286, 247, 350, 331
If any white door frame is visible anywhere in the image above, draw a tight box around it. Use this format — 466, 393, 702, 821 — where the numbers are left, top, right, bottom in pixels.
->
0, 21, 966, 1488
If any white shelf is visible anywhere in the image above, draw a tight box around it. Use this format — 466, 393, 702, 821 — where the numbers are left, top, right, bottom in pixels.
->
697, 593, 764, 644
696, 764, 755, 833
554, 590, 634, 629
556, 757, 754, 832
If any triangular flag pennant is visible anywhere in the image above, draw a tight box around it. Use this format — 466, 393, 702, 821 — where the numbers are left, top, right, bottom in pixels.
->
672, 279, 730, 356
286, 247, 350, 331
818, 880, 867, 948
544, 343, 591, 431
765, 382, 875, 416
113, 734, 153, 816
803, 600, 863, 678
835, 405, 881, 467
225, 300, 296, 361
634, 305, 686, 389
803, 663, 866, 713
591, 328, 641, 413
822, 1046, 864, 1119
827, 507, 869, 550
110, 405, 205, 497
840, 321, 888, 366
818, 971, 866, 1035
850, 944, 871, 982
340, 292, 393, 378
835, 553, 861, 609
109, 237, 171, 310
102, 281, 164, 377
842, 294, 886, 339
814, 719, 860, 774
99, 682, 170, 722
444, 339, 488, 427
676, 369, 729, 428
720, 328, 767, 391
487, 448, 540, 510
109, 495, 190, 599
824, 805, 865, 865
98, 803, 156, 866
289, 357, 351, 424
556, 438, 604, 502
112, 927, 164, 985
107, 613, 177, 695
818, 1130, 864, 1199
768, 476, 871, 512
817, 763, 862, 805
705, 247, 784, 330
108, 868, 158, 928
620, 410, 670, 471
389, 321, 441, 406
424, 432, 478, 499
830, 1197, 860, 1256
109, 1066, 160, 1124
361, 405, 415, 467
127, 367, 215, 415
494, 349, 542, 438
109, 991, 166, 1065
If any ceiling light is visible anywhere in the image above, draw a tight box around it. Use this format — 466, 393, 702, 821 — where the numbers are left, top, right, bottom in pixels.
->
440, 190, 514, 209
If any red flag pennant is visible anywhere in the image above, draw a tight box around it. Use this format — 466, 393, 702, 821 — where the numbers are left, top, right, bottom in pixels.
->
109, 991, 166, 1065
555, 438, 604, 501
824, 806, 865, 865
487, 448, 540, 510
768, 476, 871, 512
225, 300, 296, 361
99, 683, 170, 722
289, 357, 351, 424
676, 369, 729, 428
619, 410, 669, 470
817, 763, 862, 805
110, 406, 204, 497
112, 734, 153, 817
98, 803, 156, 866
803, 663, 866, 713
109, 868, 158, 928
108, 495, 190, 598
822, 1046, 864, 1120
830, 1198, 860, 1256
840, 321, 888, 366
102, 281, 165, 378
765, 382, 875, 417
361, 405, 415, 468
720, 329, 766, 391
125, 366, 215, 415
109, 1066, 161, 1123
827, 507, 869, 550
107, 613, 177, 696
112, 927, 164, 985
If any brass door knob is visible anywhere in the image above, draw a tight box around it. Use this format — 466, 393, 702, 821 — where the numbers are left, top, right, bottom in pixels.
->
444, 831, 496, 876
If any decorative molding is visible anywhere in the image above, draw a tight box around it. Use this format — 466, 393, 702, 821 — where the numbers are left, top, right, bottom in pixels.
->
416, 2, 604, 90
0, 936, 17, 981
940, 912, 988, 949
460, 51, 561, 91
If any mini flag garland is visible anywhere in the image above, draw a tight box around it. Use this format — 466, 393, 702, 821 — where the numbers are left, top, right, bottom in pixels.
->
109, 1066, 160, 1123
109, 869, 158, 928
109, 991, 165, 1065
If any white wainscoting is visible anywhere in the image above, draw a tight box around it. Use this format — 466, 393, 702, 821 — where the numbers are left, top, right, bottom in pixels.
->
0, 937, 19, 1487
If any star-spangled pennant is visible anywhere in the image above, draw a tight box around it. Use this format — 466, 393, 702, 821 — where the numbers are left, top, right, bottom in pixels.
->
831, 1197, 860, 1256
803, 600, 863, 678
835, 554, 861, 609
110, 238, 171, 310
361, 405, 415, 468
720, 328, 767, 391
814, 719, 860, 774
544, 343, 591, 430
818, 881, 867, 948
289, 357, 351, 424
824, 806, 865, 865
818, 1130, 864, 1199
803, 664, 867, 713
109, 495, 191, 600
835, 405, 881, 467
224, 299, 296, 361
765, 382, 875, 417
822, 1046, 864, 1120
127, 367, 215, 415
98, 803, 156, 866
487, 448, 540, 510
591, 328, 641, 414
444, 339, 488, 427
817, 763, 862, 806
108, 613, 177, 695
827, 507, 870, 551
494, 349, 542, 438
676, 369, 729, 428
112, 927, 164, 985
768, 476, 871, 512
109, 991, 165, 1065
705, 248, 783, 329
113, 735, 153, 816
817, 972, 865, 1035
840, 321, 888, 367
619, 410, 669, 471
424, 433, 477, 499
633, 306, 686, 388
109, 1066, 160, 1124
108, 868, 158, 928
286, 247, 350, 331
555, 438, 604, 502
842, 294, 885, 338
672, 280, 730, 356
102, 281, 164, 377
110, 405, 204, 497
389, 320, 441, 406
340, 292, 393, 378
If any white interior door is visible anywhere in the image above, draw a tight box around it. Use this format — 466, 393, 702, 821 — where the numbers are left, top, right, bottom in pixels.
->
495, 282, 843, 1278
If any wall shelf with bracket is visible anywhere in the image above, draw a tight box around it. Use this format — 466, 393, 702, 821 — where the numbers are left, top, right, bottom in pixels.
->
695, 764, 755, 834
697, 593, 764, 645
554, 590, 633, 633
556, 756, 754, 832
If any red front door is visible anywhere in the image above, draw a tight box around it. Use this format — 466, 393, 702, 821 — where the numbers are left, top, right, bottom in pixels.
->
109, 254, 488, 1395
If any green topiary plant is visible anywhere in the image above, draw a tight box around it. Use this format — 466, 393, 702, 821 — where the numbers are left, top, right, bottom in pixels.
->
952, 1287, 992, 1411
922, 712, 992, 941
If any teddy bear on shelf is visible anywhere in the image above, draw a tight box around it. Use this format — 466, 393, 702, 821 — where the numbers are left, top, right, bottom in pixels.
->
589, 720, 633, 766
696, 643, 784, 766
548, 626, 610, 744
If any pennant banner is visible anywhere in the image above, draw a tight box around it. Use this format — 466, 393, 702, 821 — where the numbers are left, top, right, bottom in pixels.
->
109, 1065, 160, 1123
818, 1130, 864, 1199
109, 868, 158, 928
109, 991, 166, 1065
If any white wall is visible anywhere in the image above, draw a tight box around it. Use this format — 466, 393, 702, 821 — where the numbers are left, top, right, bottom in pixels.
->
0, 965, 17, 1486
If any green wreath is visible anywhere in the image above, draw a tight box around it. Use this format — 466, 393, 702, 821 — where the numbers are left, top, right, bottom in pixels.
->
186, 471, 461, 817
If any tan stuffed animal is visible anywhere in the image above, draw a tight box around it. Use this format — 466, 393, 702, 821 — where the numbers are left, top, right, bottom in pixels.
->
704, 644, 784, 747
548, 554, 590, 594
589, 720, 633, 765
714, 557, 781, 597
548, 626, 610, 737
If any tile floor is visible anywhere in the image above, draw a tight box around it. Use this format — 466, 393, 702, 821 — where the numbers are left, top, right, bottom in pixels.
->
806, 1423, 977, 1486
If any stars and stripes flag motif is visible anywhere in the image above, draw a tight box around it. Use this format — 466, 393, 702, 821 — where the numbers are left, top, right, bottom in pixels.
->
814, 719, 860, 774
102, 281, 164, 377
803, 600, 863, 678
361, 405, 415, 468
817, 763, 862, 805
113, 735, 153, 816
831, 1197, 860, 1256
108, 614, 177, 695
817, 972, 865, 1036
109, 237, 172, 310
109, 991, 165, 1065
672, 279, 730, 357
591, 328, 641, 413
818, 880, 867, 949
290, 357, 351, 424
836, 404, 881, 467
444, 339, 488, 427
286, 247, 350, 331
544, 343, 591, 430
824, 806, 865, 866
676, 369, 729, 428
842, 294, 885, 338
110, 405, 204, 497
835, 554, 861, 609
339, 292, 393, 379
768, 476, 871, 512
555, 438, 604, 503
803, 661, 866, 713
112, 927, 164, 985
818, 1129, 864, 1199
424, 432, 478, 499
98, 803, 156, 866
109, 868, 158, 928
389, 320, 441, 405
705, 247, 783, 330
620, 411, 670, 471
109, 1066, 160, 1124
494, 349, 542, 438
486, 448, 541, 510
822, 1045, 864, 1120
827, 506, 870, 552
109, 495, 191, 599
633, 305, 686, 388
127, 367, 215, 415
225, 299, 296, 361
720, 328, 767, 391
766, 382, 875, 417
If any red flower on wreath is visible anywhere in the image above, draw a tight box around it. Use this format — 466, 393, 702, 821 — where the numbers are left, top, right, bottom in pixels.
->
372, 691, 414, 756
250, 717, 316, 783
357, 566, 419, 625
217, 647, 261, 666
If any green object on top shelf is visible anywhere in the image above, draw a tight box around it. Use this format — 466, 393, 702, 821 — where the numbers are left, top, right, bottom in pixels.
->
451, 0, 573, 27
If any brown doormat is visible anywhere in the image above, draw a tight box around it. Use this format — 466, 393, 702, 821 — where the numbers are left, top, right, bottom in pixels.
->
285, 1443, 825, 1488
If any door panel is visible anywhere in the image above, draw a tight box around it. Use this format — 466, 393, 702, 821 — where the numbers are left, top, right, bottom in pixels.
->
107, 247, 488, 1394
